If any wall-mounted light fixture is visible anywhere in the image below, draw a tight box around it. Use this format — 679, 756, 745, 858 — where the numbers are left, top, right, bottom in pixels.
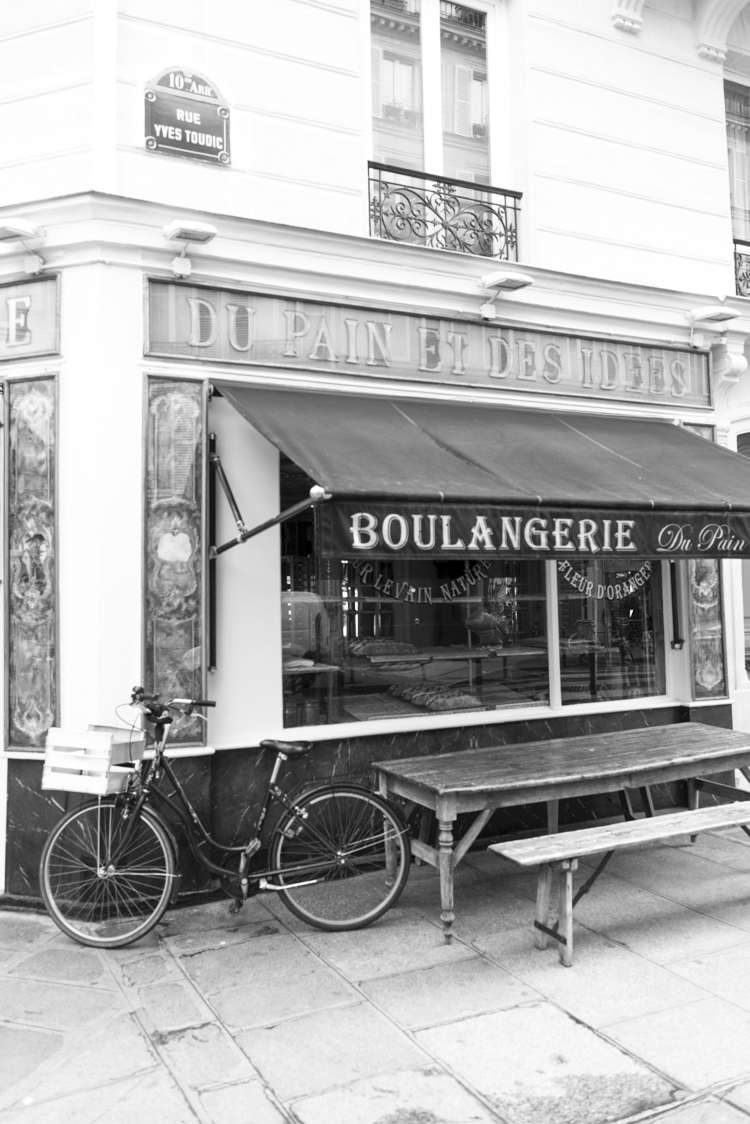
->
685, 305, 740, 348
479, 270, 534, 320
162, 220, 218, 278
0, 217, 46, 274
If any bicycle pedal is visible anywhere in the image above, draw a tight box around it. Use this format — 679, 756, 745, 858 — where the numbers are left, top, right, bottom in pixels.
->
228, 898, 243, 915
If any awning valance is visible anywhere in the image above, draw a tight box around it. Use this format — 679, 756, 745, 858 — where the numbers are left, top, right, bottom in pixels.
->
219, 385, 750, 560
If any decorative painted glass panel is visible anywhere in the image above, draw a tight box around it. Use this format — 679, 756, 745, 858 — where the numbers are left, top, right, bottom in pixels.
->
7, 377, 57, 747
687, 558, 726, 699
145, 378, 206, 743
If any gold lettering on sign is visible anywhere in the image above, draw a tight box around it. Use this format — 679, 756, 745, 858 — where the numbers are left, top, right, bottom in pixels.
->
187, 298, 218, 347
418, 327, 441, 372
488, 335, 512, 378
226, 304, 255, 353
283, 311, 311, 358
365, 321, 391, 367
308, 317, 337, 362
5, 297, 32, 347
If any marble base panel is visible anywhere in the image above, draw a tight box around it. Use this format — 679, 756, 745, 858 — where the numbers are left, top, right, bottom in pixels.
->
3, 702, 735, 901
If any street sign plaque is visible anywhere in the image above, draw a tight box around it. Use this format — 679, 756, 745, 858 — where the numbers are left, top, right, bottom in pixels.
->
145, 69, 230, 165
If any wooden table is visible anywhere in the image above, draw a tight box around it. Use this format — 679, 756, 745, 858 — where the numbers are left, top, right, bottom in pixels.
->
375, 722, 750, 942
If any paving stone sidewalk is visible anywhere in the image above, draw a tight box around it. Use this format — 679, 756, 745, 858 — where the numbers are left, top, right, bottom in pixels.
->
4, 827, 750, 1123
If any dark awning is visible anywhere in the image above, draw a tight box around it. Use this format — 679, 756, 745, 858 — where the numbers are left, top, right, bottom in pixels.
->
219, 385, 750, 559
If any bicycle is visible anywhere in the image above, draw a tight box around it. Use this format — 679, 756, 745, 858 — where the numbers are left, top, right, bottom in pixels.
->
39, 688, 411, 948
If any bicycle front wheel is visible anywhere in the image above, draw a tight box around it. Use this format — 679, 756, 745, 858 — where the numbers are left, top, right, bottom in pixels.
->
40, 801, 175, 948
270, 786, 410, 931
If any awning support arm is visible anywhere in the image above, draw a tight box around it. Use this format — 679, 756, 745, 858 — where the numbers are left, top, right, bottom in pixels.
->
209, 452, 331, 559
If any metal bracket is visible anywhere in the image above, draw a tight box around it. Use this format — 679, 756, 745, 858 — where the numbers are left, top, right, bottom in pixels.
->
534, 920, 567, 946
209, 449, 331, 558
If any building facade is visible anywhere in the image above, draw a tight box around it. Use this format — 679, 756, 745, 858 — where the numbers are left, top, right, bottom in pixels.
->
3, 0, 750, 897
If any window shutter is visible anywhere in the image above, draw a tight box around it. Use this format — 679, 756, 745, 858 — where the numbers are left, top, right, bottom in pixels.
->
371, 47, 382, 117
454, 65, 473, 136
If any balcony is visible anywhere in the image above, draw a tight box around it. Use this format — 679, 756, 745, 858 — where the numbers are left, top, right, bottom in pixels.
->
369, 162, 521, 259
735, 239, 750, 297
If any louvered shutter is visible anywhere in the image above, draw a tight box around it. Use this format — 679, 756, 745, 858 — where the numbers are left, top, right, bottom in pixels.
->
454, 65, 473, 136
371, 46, 382, 117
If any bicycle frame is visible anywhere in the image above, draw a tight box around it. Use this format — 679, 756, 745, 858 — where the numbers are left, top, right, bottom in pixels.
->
113, 732, 384, 894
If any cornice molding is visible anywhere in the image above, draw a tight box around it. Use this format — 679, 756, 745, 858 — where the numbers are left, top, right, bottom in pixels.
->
612, 0, 645, 34
695, 0, 750, 62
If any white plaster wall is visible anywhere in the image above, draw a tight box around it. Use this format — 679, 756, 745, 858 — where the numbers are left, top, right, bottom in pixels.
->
114, 0, 366, 236
0, 2, 96, 205
207, 394, 282, 746
522, 0, 735, 292
57, 263, 144, 731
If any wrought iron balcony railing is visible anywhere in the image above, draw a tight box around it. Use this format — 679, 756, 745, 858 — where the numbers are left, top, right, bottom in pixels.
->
369, 162, 521, 259
735, 239, 750, 297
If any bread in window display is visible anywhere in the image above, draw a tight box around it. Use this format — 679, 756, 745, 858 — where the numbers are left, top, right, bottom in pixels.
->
388, 683, 480, 710
348, 637, 419, 657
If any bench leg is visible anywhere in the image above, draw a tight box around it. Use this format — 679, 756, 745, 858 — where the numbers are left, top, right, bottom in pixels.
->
686, 778, 699, 843
438, 818, 455, 944
558, 859, 577, 967
534, 863, 553, 950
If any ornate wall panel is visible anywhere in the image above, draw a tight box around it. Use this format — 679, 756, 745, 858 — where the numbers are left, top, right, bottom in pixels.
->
145, 378, 206, 743
688, 558, 727, 700
7, 377, 58, 747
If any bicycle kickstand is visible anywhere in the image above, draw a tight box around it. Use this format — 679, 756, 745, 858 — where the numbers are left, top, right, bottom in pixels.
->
228, 838, 261, 915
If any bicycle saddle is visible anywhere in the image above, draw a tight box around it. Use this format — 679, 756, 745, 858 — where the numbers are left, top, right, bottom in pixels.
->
260, 739, 313, 757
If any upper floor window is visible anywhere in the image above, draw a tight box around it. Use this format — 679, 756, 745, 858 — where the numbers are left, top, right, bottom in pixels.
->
726, 80, 750, 241
371, 0, 492, 183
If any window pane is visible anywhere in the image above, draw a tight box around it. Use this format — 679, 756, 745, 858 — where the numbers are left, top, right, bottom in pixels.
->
440, 2, 489, 182
726, 81, 750, 241
280, 458, 548, 726
371, 0, 424, 170
557, 559, 665, 705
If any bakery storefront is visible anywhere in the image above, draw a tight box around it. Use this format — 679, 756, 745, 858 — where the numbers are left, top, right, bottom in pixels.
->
144, 279, 750, 847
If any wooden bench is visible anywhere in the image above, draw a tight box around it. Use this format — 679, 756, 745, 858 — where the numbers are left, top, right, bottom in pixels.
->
489, 801, 750, 967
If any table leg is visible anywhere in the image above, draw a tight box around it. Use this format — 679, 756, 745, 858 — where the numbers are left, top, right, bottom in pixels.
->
534, 863, 553, 950
438, 818, 455, 944
558, 859, 577, 968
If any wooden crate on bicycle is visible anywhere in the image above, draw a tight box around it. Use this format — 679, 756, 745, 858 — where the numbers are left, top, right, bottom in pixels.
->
42, 726, 146, 796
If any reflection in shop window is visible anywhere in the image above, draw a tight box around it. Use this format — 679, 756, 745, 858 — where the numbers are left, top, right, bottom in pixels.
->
557, 558, 665, 705
280, 456, 548, 727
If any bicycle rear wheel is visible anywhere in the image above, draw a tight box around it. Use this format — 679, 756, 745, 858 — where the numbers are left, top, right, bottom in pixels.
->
270, 786, 410, 931
40, 800, 175, 948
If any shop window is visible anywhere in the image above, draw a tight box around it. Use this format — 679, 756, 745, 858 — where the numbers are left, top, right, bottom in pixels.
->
280, 455, 548, 726
7, 377, 58, 747
556, 558, 666, 705
144, 377, 207, 744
